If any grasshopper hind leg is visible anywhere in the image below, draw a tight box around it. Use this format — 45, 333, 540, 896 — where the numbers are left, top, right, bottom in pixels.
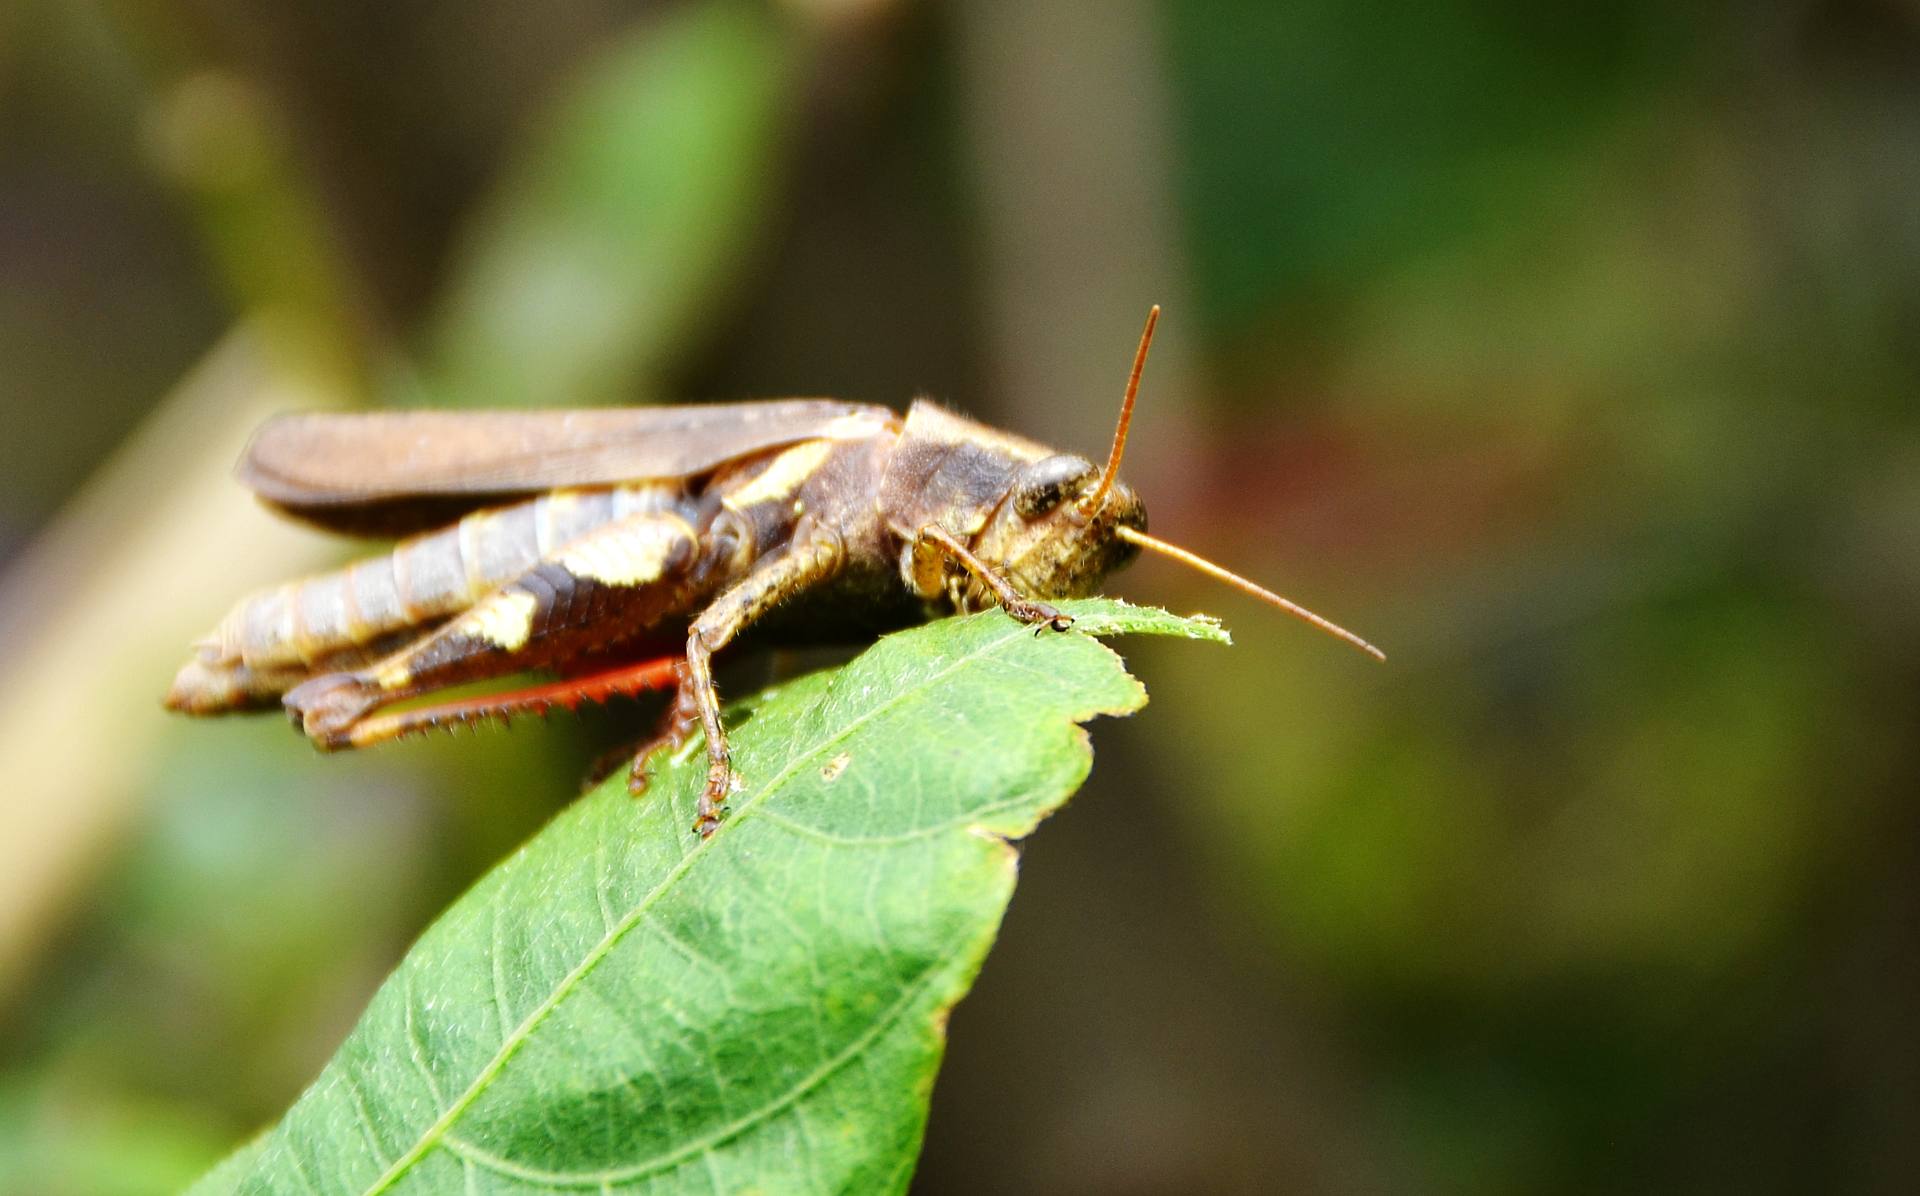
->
284, 512, 701, 748
307, 655, 686, 752
165, 626, 442, 717
624, 665, 701, 798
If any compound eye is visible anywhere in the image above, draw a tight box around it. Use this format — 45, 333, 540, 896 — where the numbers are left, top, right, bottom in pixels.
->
1013, 455, 1098, 519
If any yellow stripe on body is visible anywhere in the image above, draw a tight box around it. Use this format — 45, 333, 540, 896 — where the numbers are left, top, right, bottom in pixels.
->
370, 588, 539, 692
557, 516, 692, 587
533, 490, 582, 556
372, 657, 414, 691
456, 509, 491, 601
459, 589, 541, 652
722, 440, 834, 511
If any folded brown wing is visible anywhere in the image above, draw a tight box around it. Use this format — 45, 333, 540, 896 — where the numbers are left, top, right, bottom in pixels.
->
238, 401, 899, 536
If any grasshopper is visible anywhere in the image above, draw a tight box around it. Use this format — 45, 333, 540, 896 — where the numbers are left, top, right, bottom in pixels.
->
167, 309, 1381, 835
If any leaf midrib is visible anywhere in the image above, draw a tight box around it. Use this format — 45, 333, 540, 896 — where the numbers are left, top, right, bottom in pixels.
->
435, 946, 957, 1186
359, 616, 1044, 1193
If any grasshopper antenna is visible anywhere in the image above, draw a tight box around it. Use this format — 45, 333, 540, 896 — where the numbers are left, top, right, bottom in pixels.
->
1115, 525, 1386, 661
1081, 304, 1159, 518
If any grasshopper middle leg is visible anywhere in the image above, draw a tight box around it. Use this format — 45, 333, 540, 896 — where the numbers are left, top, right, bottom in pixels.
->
672, 523, 846, 837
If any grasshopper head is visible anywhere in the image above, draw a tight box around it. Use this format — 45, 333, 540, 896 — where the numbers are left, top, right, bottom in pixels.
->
949, 306, 1385, 659
972, 453, 1145, 598
985, 305, 1387, 662
967, 306, 1160, 600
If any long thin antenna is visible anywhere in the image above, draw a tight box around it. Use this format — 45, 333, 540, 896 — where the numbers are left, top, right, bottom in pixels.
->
1116, 525, 1386, 661
1082, 304, 1160, 517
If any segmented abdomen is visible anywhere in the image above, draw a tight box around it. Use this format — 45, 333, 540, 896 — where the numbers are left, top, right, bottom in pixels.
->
203, 484, 685, 668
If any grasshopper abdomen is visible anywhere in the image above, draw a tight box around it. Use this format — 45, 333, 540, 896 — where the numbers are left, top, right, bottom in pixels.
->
202, 483, 691, 670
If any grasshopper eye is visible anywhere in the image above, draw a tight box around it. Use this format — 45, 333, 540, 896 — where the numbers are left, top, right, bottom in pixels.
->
1013, 455, 1098, 519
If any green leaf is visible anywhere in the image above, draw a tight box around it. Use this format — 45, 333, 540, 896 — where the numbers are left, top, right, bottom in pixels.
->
192, 599, 1225, 1194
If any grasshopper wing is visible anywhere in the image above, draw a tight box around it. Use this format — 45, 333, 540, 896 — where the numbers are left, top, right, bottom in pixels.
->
238, 401, 898, 535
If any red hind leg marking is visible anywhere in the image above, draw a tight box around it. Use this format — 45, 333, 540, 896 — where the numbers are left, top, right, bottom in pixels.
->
338, 656, 683, 749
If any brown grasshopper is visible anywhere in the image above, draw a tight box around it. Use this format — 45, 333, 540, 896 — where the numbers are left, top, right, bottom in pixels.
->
167, 309, 1381, 836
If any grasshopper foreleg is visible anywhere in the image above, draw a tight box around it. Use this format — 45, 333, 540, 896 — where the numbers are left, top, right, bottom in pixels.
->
915, 523, 1073, 632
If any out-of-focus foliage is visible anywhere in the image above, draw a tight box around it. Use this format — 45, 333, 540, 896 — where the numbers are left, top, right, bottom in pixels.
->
3, 0, 1917, 1192
1117, 2, 1920, 1190
0, 1074, 227, 1196
419, 3, 795, 409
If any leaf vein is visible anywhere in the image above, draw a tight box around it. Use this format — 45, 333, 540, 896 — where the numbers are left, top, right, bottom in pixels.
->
753, 796, 1038, 845
593, 841, 618, 934
489, 903, 515, 1039
355, 618, 1041, 1194
436, 948, 954, 1187
401, 972, 446, 1107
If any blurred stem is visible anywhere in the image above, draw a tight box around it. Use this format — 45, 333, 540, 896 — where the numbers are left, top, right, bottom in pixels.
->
99, 0, 381, 396
418, 1, 801, 408
0, 329, 347, 1007
0, 4, 379, 1005
948, 0, 1201, 474
142, 70, 378, 396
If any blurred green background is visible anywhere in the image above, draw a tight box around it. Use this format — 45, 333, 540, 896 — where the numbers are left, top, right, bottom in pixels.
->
2, 0, 1916, 1192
